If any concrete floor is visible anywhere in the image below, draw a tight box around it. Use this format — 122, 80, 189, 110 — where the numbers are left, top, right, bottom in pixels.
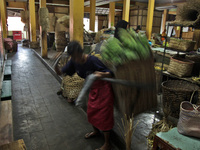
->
9, 45, 162, 150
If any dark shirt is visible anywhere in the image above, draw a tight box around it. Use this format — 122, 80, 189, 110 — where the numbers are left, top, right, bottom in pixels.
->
62, 55, 113, 79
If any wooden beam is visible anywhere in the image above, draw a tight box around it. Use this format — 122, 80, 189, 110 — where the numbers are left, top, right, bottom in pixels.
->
0, 101, 13, 146
193, 29, 200, 50
162, 9, 168, 32
90, 0, 96, 31
70, 0, 84, 46
7, 2, 26, 10
0, 0, 7, 38
84, 7, 90, 12
29, 0, 37, 42
52, 0, 69, 5
146, 0, 155, 40
132, 2, 148, 8
122, 0, 130, 22
40, 0, 46, 7
109, 2, 115, 27
168, 11, 176, 15
155, 2, 186, 7
40, 0, 48, 58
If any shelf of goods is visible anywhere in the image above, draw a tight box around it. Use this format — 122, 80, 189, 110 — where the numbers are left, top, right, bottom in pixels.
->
159, 23, 200, 83
158, 23, 200, 117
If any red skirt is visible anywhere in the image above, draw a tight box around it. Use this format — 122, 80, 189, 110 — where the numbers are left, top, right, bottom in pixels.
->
87, 80, 114, 131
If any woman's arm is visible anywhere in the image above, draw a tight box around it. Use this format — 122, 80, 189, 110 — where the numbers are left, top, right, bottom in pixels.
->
54, 59, 76, 76
91, 56, 114, 78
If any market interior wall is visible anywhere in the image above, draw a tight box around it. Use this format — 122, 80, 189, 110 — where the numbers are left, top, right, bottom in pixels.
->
35, 5, 69, 34
98, 9, 162, 34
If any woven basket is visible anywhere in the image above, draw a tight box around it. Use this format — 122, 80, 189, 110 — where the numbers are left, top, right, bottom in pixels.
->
167, 56, 194, 77
168, 38, 196, 51
30, 41, 39, 49
62, 73, 85, 99
162, 80, 199, 118
112, 58, 157, 116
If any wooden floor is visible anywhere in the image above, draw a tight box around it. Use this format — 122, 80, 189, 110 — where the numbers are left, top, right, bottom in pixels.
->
0, 100, 13, 146
0, 139, 26, 150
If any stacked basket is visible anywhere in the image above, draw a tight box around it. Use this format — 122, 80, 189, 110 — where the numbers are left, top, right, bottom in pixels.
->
162, 80, 199, 118
168, 38, 196, 51
55, 31, 68, 52
167, 56, 195, 77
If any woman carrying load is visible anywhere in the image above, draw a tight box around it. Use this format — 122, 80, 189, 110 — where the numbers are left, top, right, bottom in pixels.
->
55, 41, 114, 150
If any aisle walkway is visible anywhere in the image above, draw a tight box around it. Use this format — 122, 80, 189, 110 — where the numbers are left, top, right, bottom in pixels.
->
9, 45, 115, 150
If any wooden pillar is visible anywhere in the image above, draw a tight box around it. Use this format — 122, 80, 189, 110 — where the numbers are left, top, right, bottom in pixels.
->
40, 0, 47, 58
193, 29, 200, 50
109, 2, 115, 28
0, 0, 7, 38
90, 0, 96, 31
28, 23, 31, 41
162, 9, 168, 32
122, 0, 130, 22
29, 0, 36, 42
146, 0, 155, 40
70, 0, 84, 46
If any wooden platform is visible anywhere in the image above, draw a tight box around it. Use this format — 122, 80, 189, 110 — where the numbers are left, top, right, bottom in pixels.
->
0, 139, 26, 150
1, 81, 12, 101
4, 66, 12, 80
153, 128, 200, 150
0, 101, 13, 146
5, 60, 12, 66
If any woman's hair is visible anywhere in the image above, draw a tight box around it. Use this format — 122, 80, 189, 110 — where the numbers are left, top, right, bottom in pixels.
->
67, 41, 83, 56
114, 20, 129, 40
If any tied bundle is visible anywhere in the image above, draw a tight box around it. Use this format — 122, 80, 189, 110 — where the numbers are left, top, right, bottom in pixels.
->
101, 28, 151, 67
101, 28, 156, 116
57, 15, 70, 28
55, 31, 68, 52
101, 29, 156, 150
39, 8, 49, 32
20, 10, 29, 24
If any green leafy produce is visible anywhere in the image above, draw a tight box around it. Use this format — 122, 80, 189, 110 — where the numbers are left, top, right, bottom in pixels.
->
101, 28, 151, 66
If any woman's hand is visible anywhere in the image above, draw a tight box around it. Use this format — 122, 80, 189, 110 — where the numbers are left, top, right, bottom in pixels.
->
54, 63, 62, 76
93, 71, 103, 79
93, 71, 112, 79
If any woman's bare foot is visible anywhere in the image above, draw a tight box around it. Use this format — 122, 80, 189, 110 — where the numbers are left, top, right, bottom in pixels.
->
67, 98, 73, 103
84, 131, 100, 139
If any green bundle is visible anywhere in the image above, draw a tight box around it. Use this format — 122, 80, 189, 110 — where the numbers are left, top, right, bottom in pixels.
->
101, 28, 151, 66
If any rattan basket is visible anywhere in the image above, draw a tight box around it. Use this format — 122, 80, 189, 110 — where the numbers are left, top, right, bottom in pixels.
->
62, 73, 85, 99
167, 56, 194, 77
168, 38, 196, 51
112, 58, 157, 116
162, 80, 199, 118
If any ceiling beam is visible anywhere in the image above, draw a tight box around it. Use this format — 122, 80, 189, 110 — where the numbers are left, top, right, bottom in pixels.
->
7, 2, 26, 10
84, 0, 121, 7
168, 11, 176, 15
155, 1, 186, 7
